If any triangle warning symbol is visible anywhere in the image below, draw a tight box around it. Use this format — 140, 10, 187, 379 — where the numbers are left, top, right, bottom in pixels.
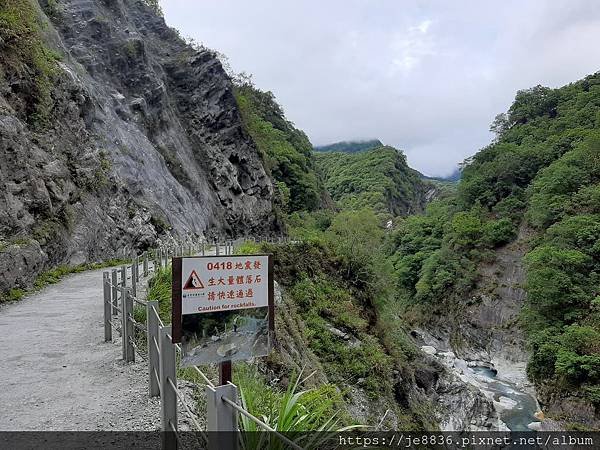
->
184, 270, 205, 290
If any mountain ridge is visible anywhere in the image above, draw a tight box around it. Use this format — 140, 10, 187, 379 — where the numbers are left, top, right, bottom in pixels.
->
314, 139, 384, 154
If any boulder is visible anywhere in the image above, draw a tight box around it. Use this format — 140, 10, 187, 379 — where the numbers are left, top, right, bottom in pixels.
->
421, 345, 437, 355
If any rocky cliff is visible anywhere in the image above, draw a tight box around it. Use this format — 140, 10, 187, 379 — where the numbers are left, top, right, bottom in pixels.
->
0, 0, 276, 296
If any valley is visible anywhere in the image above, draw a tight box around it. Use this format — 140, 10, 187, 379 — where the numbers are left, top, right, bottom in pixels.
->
0, 0, 599, 439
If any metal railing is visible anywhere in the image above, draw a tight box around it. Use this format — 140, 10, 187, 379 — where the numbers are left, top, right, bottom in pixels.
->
101, 236, 301, 450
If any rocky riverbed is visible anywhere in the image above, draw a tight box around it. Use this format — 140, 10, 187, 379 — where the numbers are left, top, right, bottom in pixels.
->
421, 344, 542, 431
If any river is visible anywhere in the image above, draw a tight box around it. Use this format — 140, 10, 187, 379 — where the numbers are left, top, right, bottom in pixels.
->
472, 367, 539, 431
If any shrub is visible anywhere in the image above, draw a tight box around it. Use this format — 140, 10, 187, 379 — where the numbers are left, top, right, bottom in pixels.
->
482, 218, 516, 247
0, 0, 59, 124
236, 367, 356, 449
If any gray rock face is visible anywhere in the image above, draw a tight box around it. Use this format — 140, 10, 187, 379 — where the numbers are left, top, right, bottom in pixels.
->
434, 370, 501, 431
407, 225, 542, 430
0, 0, 276, 294
407, 351, 502, 431
412, 225, 534, 385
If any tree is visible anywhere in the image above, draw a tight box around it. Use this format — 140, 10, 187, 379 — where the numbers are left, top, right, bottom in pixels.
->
490, 113, 509, 139
143, 0, 162, 15
507, 85, 559, 125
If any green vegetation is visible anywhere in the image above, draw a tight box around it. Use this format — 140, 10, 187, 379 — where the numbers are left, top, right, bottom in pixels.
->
249, 210, 427, 427
521, 138, 600, 400
147, 265, 173, 322
0, 0, 59, 125
234, 240, 263, 255
385, 73, 600, 414
0, 258, 129, 304
234, 82, 326, 212
236, 367, 354, 449
145, 209, 428, 428
460, 77, 600, 403
314, 139, 384, 154
314, 146, 428, 217
144, 257, 372, 430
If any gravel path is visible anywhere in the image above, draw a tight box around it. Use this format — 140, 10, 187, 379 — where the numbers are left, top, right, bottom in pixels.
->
0, 267, 160, 431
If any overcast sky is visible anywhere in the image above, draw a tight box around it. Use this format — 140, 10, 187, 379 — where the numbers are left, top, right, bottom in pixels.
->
160, 1, 600, 176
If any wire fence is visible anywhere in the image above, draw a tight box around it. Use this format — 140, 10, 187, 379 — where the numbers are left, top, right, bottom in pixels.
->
102, 236, 300, 450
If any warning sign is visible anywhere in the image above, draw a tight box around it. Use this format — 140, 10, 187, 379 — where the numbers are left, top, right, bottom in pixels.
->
179, 255, 270, 315
171, 254, 274, 366
183, 270, 205, 290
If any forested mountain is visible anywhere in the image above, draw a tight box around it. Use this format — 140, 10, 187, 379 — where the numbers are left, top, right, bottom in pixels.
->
388, 75, 600, 427
314, 139, 384, 154
4, 0, 599, 434
234, 83, 330, 213
314, 146, 435, 217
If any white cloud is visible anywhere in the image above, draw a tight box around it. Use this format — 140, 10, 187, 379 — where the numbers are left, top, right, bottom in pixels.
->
410, 19, 432, 34
388, 21, 436, 75
160, 0, 600, 176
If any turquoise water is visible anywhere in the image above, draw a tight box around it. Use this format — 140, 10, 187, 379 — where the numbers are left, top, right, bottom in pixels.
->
472, 367, 538, 431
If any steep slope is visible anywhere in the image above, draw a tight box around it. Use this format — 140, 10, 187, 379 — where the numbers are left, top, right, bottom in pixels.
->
389, 74, 600, 428
314, 146, 435, 217
234, 82, 330, 213
314, 139, 383, 154
0, 0, 275, 298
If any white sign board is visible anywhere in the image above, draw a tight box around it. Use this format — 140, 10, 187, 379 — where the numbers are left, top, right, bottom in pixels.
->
181, 255, 269, 315
172, 254, 273, 366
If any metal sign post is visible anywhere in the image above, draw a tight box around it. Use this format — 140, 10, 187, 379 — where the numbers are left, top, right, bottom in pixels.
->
219, 360, 232, 385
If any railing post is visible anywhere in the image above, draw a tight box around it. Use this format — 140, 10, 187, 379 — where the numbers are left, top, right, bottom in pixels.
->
206, 383, 238, 450
111, 269, 118, 316
216, 241, 220, 256
121, 288, 135, 363
143, 252, 149, 277
131, 261, 137, 298
147, 301, 160, 397
103, 272, 112, 342
121, 286, 128, 358
201, 241, 205, 256
160, 325, 177, 450
135, 255, 140, 282
121, 265, 127, 287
